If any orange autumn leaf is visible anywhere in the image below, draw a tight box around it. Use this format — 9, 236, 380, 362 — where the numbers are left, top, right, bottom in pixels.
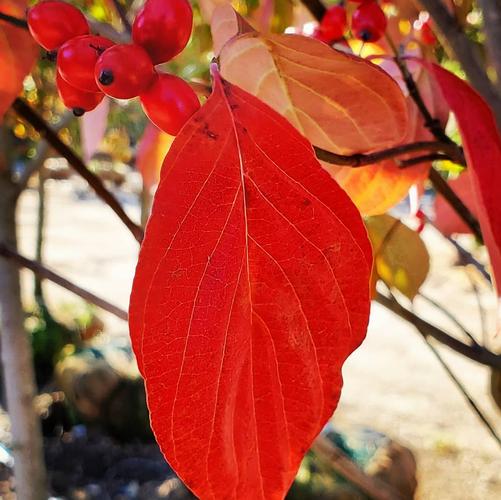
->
0, 0, 38, 120
324, 61, 449, 215
215, 7, 408, 156
136, 123, 174, 189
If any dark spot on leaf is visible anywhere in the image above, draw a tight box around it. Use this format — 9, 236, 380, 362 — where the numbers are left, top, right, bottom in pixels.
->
302, 198, 311, 207
200, 122, 218, 140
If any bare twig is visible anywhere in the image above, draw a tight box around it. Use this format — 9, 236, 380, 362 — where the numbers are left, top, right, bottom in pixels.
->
397, 153, 452, 167
417, 292, 479, 346
429, 168, 483, 242
419, 0, 501, 130
0, 11, 28, 29
444, 234, 492, 284
17, 111, 74, 190
374, 291, 501, 369
464, 269, 489, 347
298, 0, 325, 22
422, 337, 501, 448
0, 242, 128, 321
312, 436, 404, 500
478, 0, 501, 96
314, 140, 463, 167
111, 0, 132, 33
12, 98, 144, 243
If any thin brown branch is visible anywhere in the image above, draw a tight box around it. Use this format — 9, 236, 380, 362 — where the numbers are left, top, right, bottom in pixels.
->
314, 140, 463, 167
298, 0, 325, 22
12, 98, 144, 243
397, 153, 452, 167
478, 0, 501, 95
17, 111, 74, 190
429, 168, 482, 242
0, 242, 128, 321
0, 11, 28, 29
419, 0, 501, 131
422, 337, 501, 448
417, 292, 479, 346
111, 0, 132, 33
374, 291, 501, 369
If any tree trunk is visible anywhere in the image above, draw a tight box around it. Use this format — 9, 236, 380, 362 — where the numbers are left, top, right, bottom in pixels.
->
0, 173, 48, 499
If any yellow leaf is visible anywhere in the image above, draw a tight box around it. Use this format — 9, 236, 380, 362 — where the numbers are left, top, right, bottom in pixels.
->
366, 214, 429, 299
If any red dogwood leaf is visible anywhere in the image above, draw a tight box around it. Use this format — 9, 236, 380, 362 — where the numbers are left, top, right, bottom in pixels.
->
424, 62, 501, 293
0, 0, 38, 120
129, 71, 371, 499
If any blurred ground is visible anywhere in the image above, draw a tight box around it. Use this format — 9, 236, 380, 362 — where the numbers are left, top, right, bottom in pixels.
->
15, 179, 501, 499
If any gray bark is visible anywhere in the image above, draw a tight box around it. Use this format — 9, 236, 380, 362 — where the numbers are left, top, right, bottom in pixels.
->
0, 171, 48, 499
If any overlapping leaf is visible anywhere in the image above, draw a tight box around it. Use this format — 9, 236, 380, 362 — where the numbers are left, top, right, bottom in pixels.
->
366, 214, 429, 299
214, 6, 408, 155
434, 171, 476, 236
212, 6, 442, 215
424, 62, 501, 293
136, 123, 174, 189
0, 0, 38, 120
129, 71, 372, 499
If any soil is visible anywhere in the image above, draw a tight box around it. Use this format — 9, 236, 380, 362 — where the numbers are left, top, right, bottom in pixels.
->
10, 180, 501, 499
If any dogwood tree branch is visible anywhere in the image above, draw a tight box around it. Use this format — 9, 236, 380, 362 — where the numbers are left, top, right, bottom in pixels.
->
428, 168, 483, 242
0, 242, 128, 321
0, 11, 27, 28
111, 0, 132, 33
374, 292, 501, 369
314, 140, 463, 167
12, 98, 144, 243
418, 0, 501, 130
477, 0, 501, 95
298, 0, 326, 21
422, 336, 501, 448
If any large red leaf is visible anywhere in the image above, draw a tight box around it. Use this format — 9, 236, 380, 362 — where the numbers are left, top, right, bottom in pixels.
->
129, 71, 371, 499
424, 62, 501, 292
0, 0, 38, 120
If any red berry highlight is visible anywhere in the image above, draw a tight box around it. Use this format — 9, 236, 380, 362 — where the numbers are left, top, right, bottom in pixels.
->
27, 0, 89, 51
95, 44, 156, 99
132, 0, 193, 64
56, 71, 104, 116
140, 73, 200, 135
416, 20, 437, 46
57, 34, 114, 92
351, 1, 387, 42
318, 5, 347, 43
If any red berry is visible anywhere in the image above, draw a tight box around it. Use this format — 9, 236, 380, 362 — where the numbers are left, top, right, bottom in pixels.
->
140, 73, 200, 135
416, 20, 437, 46
27, 0, 89, 51
132, 0, 193, 64
57, 35, 114, 92
95, 44, 156, 99
56, 71, 104, 116
351, 1, 387, 42
312, 27, 333, 44
318, 5, 347, 43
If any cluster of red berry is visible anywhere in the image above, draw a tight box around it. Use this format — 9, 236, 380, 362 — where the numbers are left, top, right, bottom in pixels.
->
314, 0, 387, 45
27, 0, 200, 135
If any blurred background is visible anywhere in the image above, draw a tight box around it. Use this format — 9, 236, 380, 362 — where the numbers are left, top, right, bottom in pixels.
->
0, 0, 500, 499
